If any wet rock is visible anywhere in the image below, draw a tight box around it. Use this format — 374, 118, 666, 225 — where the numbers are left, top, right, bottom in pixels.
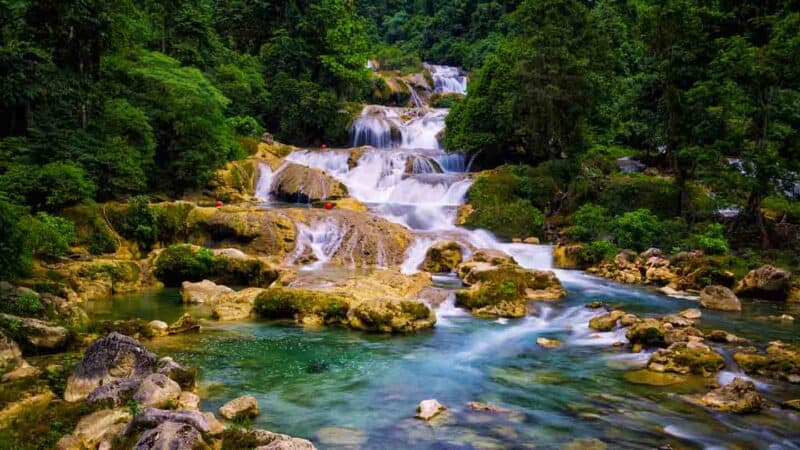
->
619, 313, 639, 327
156, 357, 196, 389
733, 341, 800, 383
416, 399, 446, 420
134, 373, 181, 408
648, 342, 725, 376
135, 421, 204, 450
585, 301, 606, 309
706, 329, 747, 344
588, 310, 625, 331
421, 241, 463, 273
65, 332, 157, 402
87, 378, 141, 408
254, 288, 351, 325
211, 287, 265, 320
523, 237, 540, 244
167, 314, 201, 334
699, 285, 741, 312
180, 280, 233, 304
687, 377, 763, 413
57, 408, 131, 450
553, 243, 586, 269
782, 399, 800, 411
624, 369, 688, 386
0, 313, 69, 351
536, 337, 562, 348
0, 331, 22, 370
219, 395, 259, 420
347, 298, 436, 333
734, 265, 792, 300
127, 407, 210, 434
663, 326, 704, 345
679, 308, 702, 320
416, 287, 453, 307
625, 318, 666, 347
271, 162, 348, 202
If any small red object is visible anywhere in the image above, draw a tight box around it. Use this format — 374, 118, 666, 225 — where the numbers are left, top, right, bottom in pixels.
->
321, 144, 327, 150
324, 202, 333, 210
215, 200, 223, 207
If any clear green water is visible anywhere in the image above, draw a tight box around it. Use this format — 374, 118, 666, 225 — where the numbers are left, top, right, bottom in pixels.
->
86, 272, 800, 449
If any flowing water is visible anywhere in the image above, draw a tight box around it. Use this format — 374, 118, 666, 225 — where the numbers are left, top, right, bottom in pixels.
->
87, 65, 800, 448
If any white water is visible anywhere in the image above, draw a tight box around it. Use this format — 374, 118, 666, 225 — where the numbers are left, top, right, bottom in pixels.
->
288, 219, 347, 271
349, 106, 447, 150
425, 64, 468, 95
255, 163, 276, 202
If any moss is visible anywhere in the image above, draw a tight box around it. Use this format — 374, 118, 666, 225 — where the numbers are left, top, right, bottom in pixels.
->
61, 204, 119, 255
253, 288, 350, 323
456, 266, 530, 309
92, 318, 156, 339
734, 346, 800, 380
400, 301, 430, 320
153, 245, 216, 287
0, 393, 97, 450
598, 174, 679, 218
670, 346, 725, 375
464, 168, 547, 239
430, 93, 464, 108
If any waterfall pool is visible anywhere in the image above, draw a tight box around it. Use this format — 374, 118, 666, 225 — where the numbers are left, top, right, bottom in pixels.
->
86, 271, 800, 449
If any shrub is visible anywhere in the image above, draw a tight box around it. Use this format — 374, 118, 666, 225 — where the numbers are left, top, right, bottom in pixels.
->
692, 223, 730, 255
571, 203, 609, 241
153, 245, 216, 287
121, 195, 159, 251
579, 240, 618, 265
0, 197, 31, 280
26, 213, 75, 259
599, 174, 680, 218
226, 116, 264, 138
464, 169, 547, 239
763, 196, 800, 223
612, 209, 663, 251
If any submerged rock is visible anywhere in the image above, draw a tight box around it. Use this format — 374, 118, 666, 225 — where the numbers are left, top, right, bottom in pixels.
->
699, 285, 741, 312
536, 337, 562, 348
65, 332, 157, 402
734, 265, 792, 300
219, 395, 260, 420
167, 314, 201, 335
687, 377, 763, 413
421, 241, 463, 273
416, 399, 446, 420
733, 341, 800, 383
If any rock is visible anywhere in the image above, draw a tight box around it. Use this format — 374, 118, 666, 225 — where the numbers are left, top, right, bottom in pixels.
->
0, 313, 69, 351
626, 318, 666, 347
699, 285, 741, 312
688, 377, 763, 413
421, 241, 463, 273
211, 287, 264, 320
734, 265, 792, 300
65, 332, 157, 402
202, 412, 224, 436
177, 392, 200, 411
664, 326, 704, 345
782, 399, 800, 411
148, 321, 168, 336
254, 288, 351, 325
563, 438, 606, 450
624, 369, 688, 386
523, 237, 540, 244
219, 395, 259, 420
134, 373, 181, 408
1, 361, 41, 381
416, 287, 454, 307
678, 308, 702, 320
87, 378, 141, 408
127, 408, 210, 434
648, 342, 725, 376
317, 427, 366, 447
58, 408, 131, 450
271, 162, 348, 202
536, 337, 562, 348
706, 329, 747, 344
734, 341, 800, 383
256, 439, 317, 450
156, 357, 196, 389
153, 244, 279, 288
180, 280, 233, 304
553, 243, 585, 269
167, 314, 201, 334
588, 310, 625, 331
0, 331, 22, 370
416, 399, 446, 420
135, 421, 204, 450
347, 298, 436, 333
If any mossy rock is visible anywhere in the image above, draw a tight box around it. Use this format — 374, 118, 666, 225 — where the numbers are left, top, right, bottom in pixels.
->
733, 343, 800, 382
253, 288, 351, 325
347, 298, 435, 333
421, 241, 462, 273
625, 318, 666, 347
648, 342, 725, 376
153, 244, 279, 288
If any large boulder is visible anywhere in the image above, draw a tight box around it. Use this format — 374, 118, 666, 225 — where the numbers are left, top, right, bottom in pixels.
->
0, 313, 69, 351
127, 408, 210, 434
154, 244, 280, 288
180, 280, 233, 304
271, 163, 348, 203
56, 408, 131, 450
254, 288, 351, 326
65, 332, 157, 402
421, 241, 462, 273
347, 298, 436, 333
87, 378, 141, 408
133, 373, 181, 408
156, 357, 196, 389
699, 285, 741, 312
211, 287, 265, 320
734, 265, 792, 300
687, 378, 763, 413
455, 251, 565, 318
733, 341, 800, 383
135, 421, 205, 450
219, 395, 259, 420
648, 341, 725, 376
625, 318, 667, 348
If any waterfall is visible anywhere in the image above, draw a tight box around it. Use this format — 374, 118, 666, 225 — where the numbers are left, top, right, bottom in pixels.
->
401, 237, 434, 274
404, 80, 424, 108
349, 106, 446, 150
425, 64, 468, 95
255, 163, 275, 201
289, 219, 347, 270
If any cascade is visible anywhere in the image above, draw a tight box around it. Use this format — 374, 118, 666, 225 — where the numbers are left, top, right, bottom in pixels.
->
288, 219, 347, 271
255, 163, 276, 201
425, 64, 468, 95
349, 106, 447, 150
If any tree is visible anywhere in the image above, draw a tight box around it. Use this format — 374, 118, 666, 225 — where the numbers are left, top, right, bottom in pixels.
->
0, 196, 31, 280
